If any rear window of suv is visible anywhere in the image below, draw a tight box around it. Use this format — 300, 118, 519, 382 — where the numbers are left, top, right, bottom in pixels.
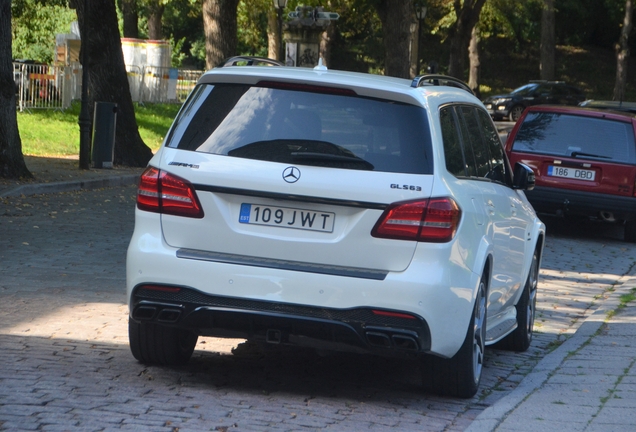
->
165, 83, 433, 174
511, 111, 636, 164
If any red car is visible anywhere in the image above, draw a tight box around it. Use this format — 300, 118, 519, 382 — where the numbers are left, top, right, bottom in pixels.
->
505, 105, 636, 242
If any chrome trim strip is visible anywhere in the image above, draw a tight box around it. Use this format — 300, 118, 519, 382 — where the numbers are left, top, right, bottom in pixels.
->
192, 184, 387, 210
176, 248, 388, 281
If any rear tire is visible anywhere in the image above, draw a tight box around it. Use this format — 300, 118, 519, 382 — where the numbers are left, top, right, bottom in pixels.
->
624, 220, 636, 243
128, 320, 198, 366
498, 249, 539, 352
421, 274, 487, 398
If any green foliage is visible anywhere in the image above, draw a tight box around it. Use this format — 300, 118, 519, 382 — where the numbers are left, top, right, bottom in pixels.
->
188, 39, 206, 69
169, 37, 187, 67
324, 0, 385, 72
162, 0, 204, 68
479, 0, 542, 50
11, 0, 77, 63
237, 0, 269, 58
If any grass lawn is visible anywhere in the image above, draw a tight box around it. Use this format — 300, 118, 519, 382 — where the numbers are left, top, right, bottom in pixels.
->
17, 102, 181, 157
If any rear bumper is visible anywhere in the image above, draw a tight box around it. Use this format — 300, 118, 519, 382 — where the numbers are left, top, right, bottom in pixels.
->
526, 186, 636, 221
130, 285, 431, 356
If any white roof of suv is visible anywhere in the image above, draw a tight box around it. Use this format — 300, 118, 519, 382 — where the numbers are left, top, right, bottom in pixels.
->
199, 64, 481, 108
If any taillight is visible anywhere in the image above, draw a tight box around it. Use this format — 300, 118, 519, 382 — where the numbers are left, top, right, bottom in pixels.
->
371, 197, 461, 242
136, 167, 204, 218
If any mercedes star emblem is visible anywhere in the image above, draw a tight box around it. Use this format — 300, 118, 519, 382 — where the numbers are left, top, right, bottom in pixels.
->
282, 166, 301, 183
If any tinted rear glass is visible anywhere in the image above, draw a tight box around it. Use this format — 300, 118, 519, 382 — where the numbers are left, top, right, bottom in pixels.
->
165, 83, 433, 174
511, 112, 636, 164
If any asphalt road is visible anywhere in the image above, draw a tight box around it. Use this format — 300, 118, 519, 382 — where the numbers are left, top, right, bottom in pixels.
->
1, 185, 634, 431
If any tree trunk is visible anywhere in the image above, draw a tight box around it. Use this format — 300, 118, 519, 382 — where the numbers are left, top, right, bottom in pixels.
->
147, 0, 164, 40
540, 0, 555, 81
375, 0, 412, 78
448, 0, 486, 80
71, 0, 153, 167
202, 0, 240, 69
468, 24, 480, 98
267, 10, 277, 61
409, 19, 419, 78
121, 0, 139, 39
613, 0, 633, 101
0, 0, 31, 179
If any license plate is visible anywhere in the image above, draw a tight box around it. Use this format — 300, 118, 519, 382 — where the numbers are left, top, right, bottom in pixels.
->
547, 165, 596, 181
239, 203, 335, 232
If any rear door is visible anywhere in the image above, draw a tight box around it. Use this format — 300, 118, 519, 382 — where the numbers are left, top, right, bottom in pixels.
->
456, 106, 527, 313
440, 104, 527, 315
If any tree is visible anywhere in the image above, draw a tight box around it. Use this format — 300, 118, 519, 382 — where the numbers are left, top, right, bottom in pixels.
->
374, 0, 413, 78
163, 0, 205, 68
146, 0, 165, 40
121, 0, 140, 38
447, 0, 487, 79
267, 8, 277, 60
202, 0, 240, 69
468, 24, 480, 97
0, 0, 31, 179
540, 0, 555, 80
11, 0, 76, 64
613, 0, 633, 101
71, 0, 153, 167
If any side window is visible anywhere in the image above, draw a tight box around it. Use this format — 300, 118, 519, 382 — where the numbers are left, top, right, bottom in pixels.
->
552, 86, 567, 97
538, 84, 550, 97
459, 106, 490, 177
440, 106, 468, 177
476, 109, 507, 184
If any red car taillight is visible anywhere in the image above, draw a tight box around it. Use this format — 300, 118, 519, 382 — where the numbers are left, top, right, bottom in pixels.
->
136, 167, 204, 218
371, 198, 461, 242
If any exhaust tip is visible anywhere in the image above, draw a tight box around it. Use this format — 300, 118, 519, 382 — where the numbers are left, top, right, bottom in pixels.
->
266, 329, 282, 344
366, 331, 391, 347
157, 308, 182, 323
392, 334, 418, 351
133, 306, 157, 321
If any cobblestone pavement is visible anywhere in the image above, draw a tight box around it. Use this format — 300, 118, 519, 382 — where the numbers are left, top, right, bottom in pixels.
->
1, 186, 635, 431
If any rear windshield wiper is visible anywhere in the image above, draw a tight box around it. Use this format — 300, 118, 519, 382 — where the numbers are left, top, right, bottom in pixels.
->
291, 152, 374, 170
571, 151, 611, 159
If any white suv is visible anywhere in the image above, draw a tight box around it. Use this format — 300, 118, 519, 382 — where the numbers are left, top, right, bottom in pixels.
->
126, 59, 545, 398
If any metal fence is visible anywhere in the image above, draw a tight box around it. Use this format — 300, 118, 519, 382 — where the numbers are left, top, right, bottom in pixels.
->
13, 62, 203, 111
131, 66, 202, 104
13, 63, 75, 112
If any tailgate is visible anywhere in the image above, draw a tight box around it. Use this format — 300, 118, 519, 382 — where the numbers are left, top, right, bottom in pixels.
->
158, 150, 434, 272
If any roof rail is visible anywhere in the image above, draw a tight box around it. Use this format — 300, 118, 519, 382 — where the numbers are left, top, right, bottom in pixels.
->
411, 74, 474, 95
218, 56, 284, 68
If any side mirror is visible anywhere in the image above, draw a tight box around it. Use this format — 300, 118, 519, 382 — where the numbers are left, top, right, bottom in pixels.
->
512, 162, 535, 191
